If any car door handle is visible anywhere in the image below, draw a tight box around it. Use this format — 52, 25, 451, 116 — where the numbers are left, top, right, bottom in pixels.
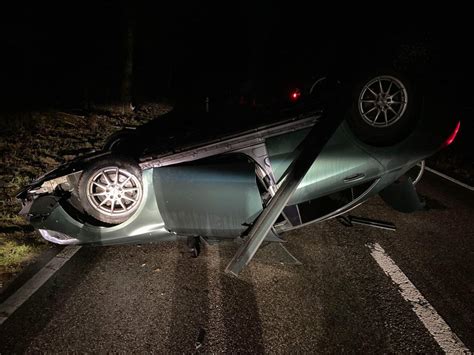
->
344, 173, 365, 183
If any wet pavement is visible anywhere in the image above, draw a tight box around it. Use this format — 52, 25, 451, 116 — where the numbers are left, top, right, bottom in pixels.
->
0, 171, 472, 353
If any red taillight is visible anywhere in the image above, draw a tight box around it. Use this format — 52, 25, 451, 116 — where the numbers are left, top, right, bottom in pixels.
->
444, 121, 461, 147
290, 89, 301, 102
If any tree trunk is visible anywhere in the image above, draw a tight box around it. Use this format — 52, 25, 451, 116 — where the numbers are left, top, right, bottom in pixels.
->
120, 18, 134, 114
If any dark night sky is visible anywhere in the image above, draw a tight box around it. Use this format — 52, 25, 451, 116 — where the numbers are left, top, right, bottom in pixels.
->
0, 2, 473, 111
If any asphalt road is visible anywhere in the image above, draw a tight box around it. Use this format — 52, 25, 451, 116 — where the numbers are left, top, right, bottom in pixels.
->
1, 171, 472, 353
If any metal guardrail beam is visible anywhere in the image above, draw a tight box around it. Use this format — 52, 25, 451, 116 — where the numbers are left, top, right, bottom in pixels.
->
225, 85, 351, 276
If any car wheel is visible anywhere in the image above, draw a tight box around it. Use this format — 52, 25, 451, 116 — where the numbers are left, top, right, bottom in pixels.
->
406, 160, 425, 185
346, 70, 420, 146
78, 156, 143, 225
308, 76, 327, 96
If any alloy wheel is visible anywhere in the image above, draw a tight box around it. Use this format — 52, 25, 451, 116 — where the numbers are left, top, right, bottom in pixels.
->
86, 166, 142, 217
358, 75, 408, 127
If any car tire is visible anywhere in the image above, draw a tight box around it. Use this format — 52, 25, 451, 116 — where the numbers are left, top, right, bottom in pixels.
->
78, 156, 143, 225
346, 70, 421, 146
406, 160, 425, 185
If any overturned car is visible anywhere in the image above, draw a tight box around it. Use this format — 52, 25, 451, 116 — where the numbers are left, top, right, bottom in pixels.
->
17, 73, 459, 274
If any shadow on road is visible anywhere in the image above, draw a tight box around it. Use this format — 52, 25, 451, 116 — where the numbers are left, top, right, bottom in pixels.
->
167, 245, 210, 352
0, 247, 106, 353
218, 244, 265, 353
167, 242, 265, 353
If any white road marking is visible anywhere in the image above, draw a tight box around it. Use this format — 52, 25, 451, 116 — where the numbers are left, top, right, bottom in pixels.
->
0, 245, 81, 325
425, 166, 474, 191
367, 243, 470, 354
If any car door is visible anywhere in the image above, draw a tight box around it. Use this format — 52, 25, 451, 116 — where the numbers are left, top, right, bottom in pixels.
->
265, 122, 384, 206
153, 154, 262, 238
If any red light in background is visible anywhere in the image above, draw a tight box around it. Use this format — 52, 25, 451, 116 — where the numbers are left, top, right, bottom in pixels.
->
445, 121, 461, 147
290, 89, 301, 101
